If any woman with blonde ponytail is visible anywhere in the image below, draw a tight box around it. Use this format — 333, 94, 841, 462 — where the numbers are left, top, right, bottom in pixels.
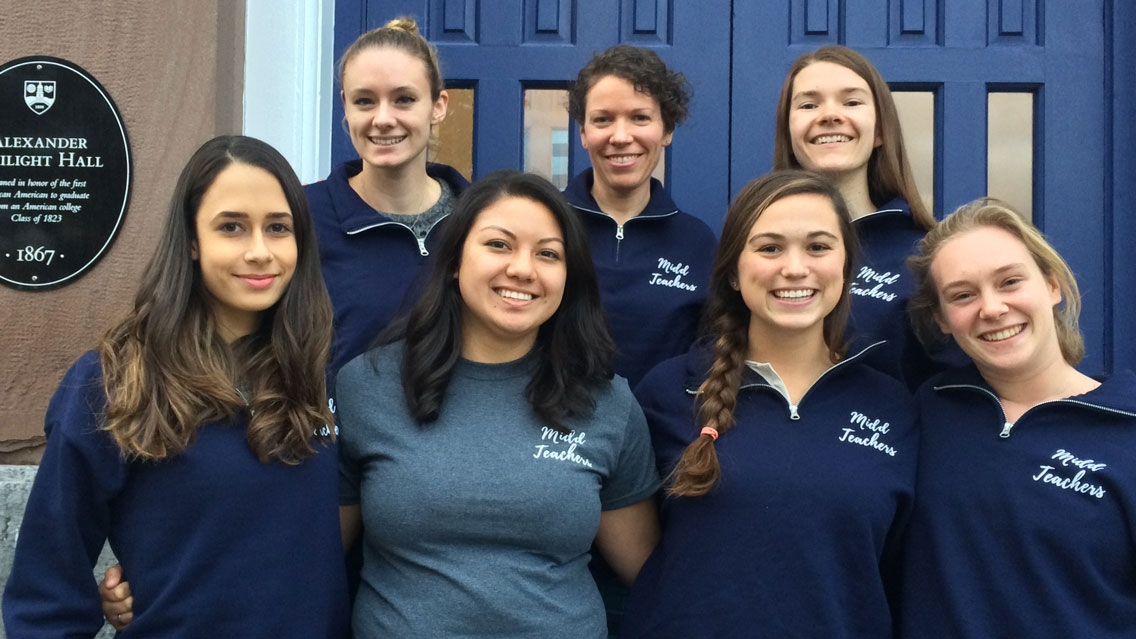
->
308, 16, 469, 374
622, 170, 917, 638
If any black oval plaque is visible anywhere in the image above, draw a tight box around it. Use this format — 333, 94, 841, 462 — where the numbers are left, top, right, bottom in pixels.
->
0, 56, 132, 290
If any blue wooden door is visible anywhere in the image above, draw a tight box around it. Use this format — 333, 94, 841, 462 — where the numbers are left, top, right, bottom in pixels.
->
333, 0, 733, 226
333, 0, 1133, 374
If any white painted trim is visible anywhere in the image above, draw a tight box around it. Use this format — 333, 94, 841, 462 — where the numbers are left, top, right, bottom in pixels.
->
242, 0, 333, 183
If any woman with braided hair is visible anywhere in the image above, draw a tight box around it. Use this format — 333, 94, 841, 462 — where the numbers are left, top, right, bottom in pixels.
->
621, 170, 917, 638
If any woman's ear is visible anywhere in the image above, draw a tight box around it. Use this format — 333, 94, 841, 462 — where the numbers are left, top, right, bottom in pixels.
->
1047, 275, 1062, 308
432, 90, 450, 125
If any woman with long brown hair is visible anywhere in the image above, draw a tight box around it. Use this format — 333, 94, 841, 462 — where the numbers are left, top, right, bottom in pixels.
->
97, 19, 466, 626
622, 171, 916, 637
2, 136, 348, 636
773, 46, 956, 387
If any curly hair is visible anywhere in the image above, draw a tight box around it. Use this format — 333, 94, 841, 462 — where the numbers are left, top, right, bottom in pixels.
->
568, 45, 690, 132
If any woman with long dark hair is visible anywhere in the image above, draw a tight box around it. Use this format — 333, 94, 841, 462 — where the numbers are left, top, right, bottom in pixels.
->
337, 170, 660, 638
622, 171, 917, 637
2, 135, 348, 636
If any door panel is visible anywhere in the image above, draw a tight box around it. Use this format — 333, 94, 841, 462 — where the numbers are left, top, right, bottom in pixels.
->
1109, 1, 1136, 373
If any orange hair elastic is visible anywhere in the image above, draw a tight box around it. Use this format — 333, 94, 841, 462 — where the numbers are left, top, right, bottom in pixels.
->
700, 427, 719, 441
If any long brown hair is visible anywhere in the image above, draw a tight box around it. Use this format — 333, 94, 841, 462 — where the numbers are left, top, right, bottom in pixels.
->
99, 136, 334, 463
772, 46, 934, 231
669, 171, 858, 496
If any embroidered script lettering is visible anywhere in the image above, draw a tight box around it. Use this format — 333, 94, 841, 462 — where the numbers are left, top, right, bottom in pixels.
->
849, 266, 900, 302
1031, 449, 1107, 499
838, 411, 897, 456
533, 427, 593, 467
649, 257, 698, 291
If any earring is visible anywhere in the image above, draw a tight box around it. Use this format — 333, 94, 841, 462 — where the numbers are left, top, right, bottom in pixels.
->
729, 278, 739, 290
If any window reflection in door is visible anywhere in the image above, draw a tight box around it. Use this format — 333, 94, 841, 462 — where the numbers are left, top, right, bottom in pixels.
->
435, 88, 474, 181
891, 90, 1032, 220
892, 90, 935, 216
987, 92, 1033, 219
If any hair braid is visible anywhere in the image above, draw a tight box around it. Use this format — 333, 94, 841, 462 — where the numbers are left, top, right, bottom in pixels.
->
668, 304, 748, 497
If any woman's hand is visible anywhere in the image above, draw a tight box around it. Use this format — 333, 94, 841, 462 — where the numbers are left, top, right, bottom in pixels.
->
99, 563, 133, 630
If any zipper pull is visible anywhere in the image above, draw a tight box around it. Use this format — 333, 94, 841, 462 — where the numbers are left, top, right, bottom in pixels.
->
789, 404, 800, 421
999, 422, 1014, 439
416, 236, 429, 256
616, 225, 624, 241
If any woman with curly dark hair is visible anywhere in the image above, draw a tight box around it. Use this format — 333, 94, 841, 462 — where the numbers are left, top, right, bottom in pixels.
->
565, 45, 718, 389
566, 46, 719, 635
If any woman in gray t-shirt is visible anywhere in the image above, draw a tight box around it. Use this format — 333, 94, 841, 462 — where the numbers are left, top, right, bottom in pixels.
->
337, 169, 661, 638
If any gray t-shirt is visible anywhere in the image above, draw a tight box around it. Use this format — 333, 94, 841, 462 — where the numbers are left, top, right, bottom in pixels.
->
337, 342, 659, 639
381, 177, 453, 241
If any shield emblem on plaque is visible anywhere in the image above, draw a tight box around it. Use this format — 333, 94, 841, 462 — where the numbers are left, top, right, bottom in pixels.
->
24, 80, 55, 114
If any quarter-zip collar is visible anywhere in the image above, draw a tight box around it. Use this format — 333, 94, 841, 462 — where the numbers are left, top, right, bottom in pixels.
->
932, 365, 1136, 438
680, 340, 887, 421
563, 168, 680, 221
328, 160, 469, 237
853, 196, 911, 226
